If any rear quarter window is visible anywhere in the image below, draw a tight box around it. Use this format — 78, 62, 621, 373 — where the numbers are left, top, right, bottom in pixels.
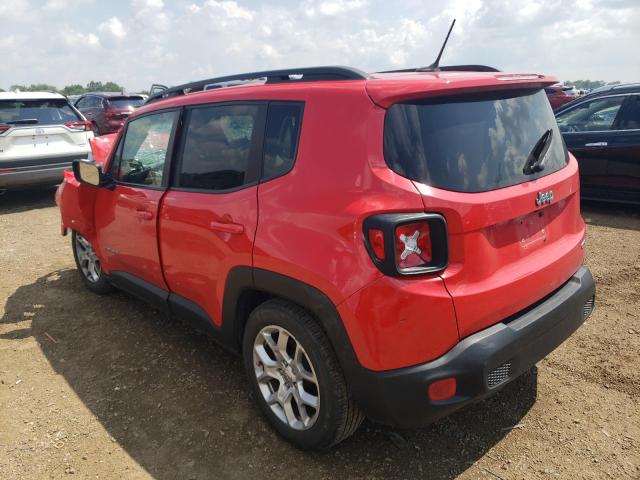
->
383, 89, 569, 193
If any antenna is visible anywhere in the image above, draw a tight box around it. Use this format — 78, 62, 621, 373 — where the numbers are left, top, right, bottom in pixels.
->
417, 19, 456, 72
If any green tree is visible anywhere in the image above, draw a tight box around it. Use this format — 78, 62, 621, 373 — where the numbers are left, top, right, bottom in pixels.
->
8, 83, 58, 92
61, 84, 86, 96
85, 80, 125, 92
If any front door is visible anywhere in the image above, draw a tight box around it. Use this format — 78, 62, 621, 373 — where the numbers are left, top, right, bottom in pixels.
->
606, 94, 640, 202
557, 94, 626, 195
159, 102, 266, 326
94, 109, 180, 291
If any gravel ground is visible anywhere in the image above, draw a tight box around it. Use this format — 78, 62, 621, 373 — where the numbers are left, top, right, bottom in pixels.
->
0, 187, 638, 480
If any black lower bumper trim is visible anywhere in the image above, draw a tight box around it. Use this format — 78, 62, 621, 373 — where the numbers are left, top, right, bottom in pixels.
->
348, 266, 596, 428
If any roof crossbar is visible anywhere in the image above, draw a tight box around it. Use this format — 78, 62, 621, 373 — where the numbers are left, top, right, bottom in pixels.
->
146, 66, 369, 103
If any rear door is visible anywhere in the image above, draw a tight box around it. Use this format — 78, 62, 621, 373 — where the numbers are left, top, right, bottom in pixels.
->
159, 102, 266, 326
606, 94, 640, 202
556, 95, 626, 193
384, 88, 585, 337
94, 109, 180, 291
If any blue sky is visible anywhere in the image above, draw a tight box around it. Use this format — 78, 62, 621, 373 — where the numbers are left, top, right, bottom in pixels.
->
1, 0, 638, 91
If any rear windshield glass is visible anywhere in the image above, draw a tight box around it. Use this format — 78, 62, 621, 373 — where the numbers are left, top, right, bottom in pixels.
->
108, 97, 144, 109
0, 98, 81, 125
383, 89, 569, 193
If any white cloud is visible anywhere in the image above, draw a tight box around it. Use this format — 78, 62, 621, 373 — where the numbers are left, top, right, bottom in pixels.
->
99, 17, 127, 41
60, 29, 101, 48
302, 0, 367, 18
0, 0, 638, 91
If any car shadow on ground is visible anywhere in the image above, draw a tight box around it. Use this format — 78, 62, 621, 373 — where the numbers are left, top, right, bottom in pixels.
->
1, 269, 538, 479
0, 186, 58, 214
582, 200, 640, 232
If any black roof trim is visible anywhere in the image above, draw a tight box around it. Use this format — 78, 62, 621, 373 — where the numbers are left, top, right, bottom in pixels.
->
146, 66, 369, 104
378, 64, 501, 74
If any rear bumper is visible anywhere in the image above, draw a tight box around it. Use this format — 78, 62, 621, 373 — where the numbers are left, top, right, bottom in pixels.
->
0, 155, 86, 189
349, 266, 595, 428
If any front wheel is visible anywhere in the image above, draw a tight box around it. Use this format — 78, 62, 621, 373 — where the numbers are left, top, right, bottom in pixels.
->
243, 299, 364, 450
72, 231, 113, 294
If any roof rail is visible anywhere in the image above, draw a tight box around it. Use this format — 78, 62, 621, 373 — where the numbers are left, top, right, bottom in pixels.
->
378, 64, 500, 74
146, 66, 369, 103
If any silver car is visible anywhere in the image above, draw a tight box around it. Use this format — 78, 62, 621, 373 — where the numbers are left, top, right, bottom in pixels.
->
0, 92, 94, 190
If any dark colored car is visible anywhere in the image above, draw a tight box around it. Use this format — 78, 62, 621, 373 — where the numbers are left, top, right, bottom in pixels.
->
57, 65, 595, 450
74, 93, 145, 135
545, 84, 578, 110
555, 83, 640, 204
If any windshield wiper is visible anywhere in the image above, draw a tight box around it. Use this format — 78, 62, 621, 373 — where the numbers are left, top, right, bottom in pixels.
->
6, 119, 39, 125
523, 129, 553, 175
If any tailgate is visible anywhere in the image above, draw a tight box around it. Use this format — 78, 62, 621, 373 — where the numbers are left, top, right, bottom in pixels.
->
414, 160, 585, 338
381, 82, 586, 338
0, 125, 90, 159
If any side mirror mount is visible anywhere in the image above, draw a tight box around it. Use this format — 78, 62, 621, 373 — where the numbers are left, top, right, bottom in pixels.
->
72, 159, 113, 189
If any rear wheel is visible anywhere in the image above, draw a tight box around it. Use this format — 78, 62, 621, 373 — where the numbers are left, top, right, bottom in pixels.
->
243, 299, 363, 450
72, 231, 113, 294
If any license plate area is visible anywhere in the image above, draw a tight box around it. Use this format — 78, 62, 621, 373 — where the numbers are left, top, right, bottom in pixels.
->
518, 210, 548, 249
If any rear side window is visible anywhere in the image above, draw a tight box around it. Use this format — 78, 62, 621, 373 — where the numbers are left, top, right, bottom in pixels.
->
179, 104, 259, 191
262, 103, 303, 180
0, 99, 81, 126
617, 95, 640, 130
384, 89, 569, 193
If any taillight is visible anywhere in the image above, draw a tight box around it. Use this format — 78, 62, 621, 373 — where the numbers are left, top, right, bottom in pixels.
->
363, 213, 448, 276
65, 121, 93, 132
395, 222, 432, 269
0, 124, 11, 134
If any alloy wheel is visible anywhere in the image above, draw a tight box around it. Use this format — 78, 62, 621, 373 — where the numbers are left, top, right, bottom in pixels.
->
253, 325, 320, 430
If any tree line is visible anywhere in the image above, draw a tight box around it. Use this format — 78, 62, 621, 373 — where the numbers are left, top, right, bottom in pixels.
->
0, 81, 129, 95
564, 80, 621, 90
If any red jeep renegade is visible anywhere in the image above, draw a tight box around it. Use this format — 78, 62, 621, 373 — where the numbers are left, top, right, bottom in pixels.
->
56, 65, 596, 451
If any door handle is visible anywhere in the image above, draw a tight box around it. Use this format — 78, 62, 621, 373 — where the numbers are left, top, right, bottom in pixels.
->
134, 209, 154, 220
210, 220, 244, 235
585, 142, 608, 147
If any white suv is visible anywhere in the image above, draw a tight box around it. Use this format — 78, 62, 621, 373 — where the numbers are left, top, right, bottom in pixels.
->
0, 92, 94, 190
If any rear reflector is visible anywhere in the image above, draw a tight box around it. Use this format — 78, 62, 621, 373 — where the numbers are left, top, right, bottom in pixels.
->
0, 168, 17, 173
428, 377, 457, 401
0, 124, 10, 134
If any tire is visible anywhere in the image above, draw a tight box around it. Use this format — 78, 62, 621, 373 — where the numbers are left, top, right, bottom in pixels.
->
243, 299, 364, 450
71, 231, 114, 295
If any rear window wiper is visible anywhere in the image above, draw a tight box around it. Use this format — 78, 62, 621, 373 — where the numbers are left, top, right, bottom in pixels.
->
6, 119, 39, 125
523, 128, 553, 175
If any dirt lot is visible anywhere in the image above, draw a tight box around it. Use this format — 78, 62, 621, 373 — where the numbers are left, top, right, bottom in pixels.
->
0, 188, 638, 480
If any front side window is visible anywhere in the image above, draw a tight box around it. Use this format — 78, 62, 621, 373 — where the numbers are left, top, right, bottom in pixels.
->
556, 96, 625, 133
179, 104, 259, 190
262, 103, 303, 180
115, 111, 177, 187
